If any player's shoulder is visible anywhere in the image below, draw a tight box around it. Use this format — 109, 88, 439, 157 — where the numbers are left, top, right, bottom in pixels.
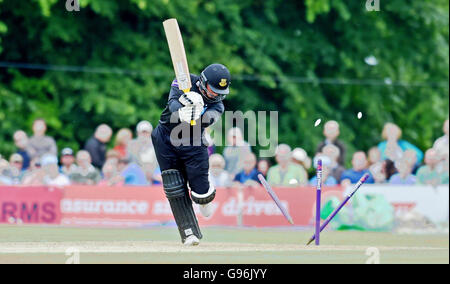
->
206, 100, 225, 113
190, 73, 199, 82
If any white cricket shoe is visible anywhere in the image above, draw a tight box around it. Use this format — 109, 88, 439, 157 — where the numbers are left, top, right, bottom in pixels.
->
199, 202, 214, 218
183, 235, 200, 246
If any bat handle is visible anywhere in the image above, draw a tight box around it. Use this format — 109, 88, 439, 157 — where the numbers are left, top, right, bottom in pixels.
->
190, 105, 196, 126
183, 89, 196, 126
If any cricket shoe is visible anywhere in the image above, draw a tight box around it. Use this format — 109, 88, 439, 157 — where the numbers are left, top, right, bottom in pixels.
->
183, 235, 200, 246
199, 202, 214, 218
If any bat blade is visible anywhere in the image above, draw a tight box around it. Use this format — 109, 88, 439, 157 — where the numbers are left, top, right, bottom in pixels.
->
258, 174, 294, 225
163, 18, 196, 126
163, 18, 191, 92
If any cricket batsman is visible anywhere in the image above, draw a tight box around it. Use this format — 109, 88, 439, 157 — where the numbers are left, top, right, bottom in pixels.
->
151, 63, 231, 246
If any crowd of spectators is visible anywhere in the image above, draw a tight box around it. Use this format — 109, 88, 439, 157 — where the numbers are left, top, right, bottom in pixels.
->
0, 119, 160, 187
0, 118, 448, 188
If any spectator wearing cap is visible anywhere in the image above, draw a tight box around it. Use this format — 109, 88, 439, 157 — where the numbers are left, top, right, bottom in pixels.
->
322, 144, 345, 182
377, 122, 423, 164
267, 144, 308, 186
70, 150, 102, 185
13, 130, 31, 170
41, 154, 70, 186
316, 121, 346, 166
27, 119, 58, 160
223, 128, 252, 176
113, 128, 133, 159
84, 124, 113, 169
292, 147, 312, 174
9, 154, 25, 184
341, 152, 375, 185
209, 154, 232, 187
60, 148, 77, 176
128, 121, 156, 166
233, 153, 261, 188
416, 149, 449, 186
309, 156, 338, 186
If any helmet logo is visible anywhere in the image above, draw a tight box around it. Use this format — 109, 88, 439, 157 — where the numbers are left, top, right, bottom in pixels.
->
219, 79, 227, 87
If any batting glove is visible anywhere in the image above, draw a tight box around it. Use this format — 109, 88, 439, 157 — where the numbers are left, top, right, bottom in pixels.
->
179, 91, 204, 107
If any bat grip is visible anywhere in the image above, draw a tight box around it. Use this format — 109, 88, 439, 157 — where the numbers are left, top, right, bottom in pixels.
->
190, 105, 196, 126
182, 89, 196, 126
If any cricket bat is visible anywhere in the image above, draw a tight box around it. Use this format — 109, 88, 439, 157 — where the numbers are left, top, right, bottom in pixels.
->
163, 18, 196, 126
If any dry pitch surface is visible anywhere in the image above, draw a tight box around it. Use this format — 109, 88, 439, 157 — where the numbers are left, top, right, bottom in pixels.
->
0, 226, 448, 264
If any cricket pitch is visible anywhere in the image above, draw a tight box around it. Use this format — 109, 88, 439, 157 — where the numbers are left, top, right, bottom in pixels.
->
0, 226, 448, 264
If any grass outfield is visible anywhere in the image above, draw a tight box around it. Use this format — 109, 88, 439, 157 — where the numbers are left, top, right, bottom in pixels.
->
0, 225, 448, 264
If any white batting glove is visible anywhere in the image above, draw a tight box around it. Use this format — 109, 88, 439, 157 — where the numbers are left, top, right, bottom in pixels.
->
178, 105, 203, 124
179, 91, 204, 107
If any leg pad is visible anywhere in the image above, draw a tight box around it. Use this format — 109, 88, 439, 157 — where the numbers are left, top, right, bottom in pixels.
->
162, 169, 202, 242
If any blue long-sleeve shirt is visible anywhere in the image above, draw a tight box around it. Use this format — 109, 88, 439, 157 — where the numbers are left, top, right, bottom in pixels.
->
378, 140, 423, 164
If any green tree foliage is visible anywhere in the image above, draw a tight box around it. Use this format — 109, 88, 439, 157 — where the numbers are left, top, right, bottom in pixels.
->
0, 0, 448, 164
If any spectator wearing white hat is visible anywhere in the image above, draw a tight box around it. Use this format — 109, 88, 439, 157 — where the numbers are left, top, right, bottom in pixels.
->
84, 124, 113, 169
292, 147, 312, 174
128, 121, 156, 167
41, 154, 70, 186
60, 148, 77, 176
